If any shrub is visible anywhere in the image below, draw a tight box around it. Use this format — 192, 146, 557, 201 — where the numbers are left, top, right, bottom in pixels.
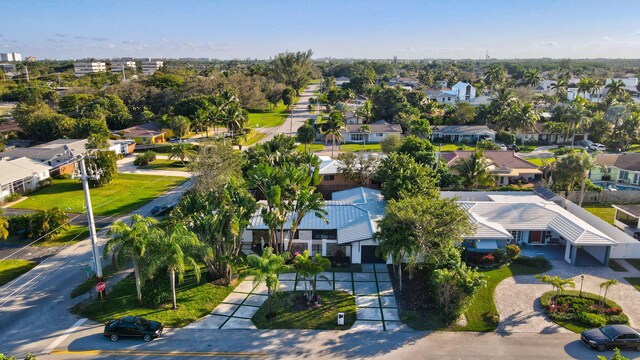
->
134, 151, 157, 167
3, 192, 22, 203
480, 254, 496, 265
8, 214, 31, 238
548, 311, 575, 322
576, 312, 606, 327
607, 314, 629, 324
512, 256, 551, 269
496, 131, 515, 145
141, 273, 170, 308
554, 147, 573, 156
506, 244, 521, 259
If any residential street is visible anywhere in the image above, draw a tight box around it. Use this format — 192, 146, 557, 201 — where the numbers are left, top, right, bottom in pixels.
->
256, 84, 318, 144
0, 178, 194, 357
36, 324, 640, 359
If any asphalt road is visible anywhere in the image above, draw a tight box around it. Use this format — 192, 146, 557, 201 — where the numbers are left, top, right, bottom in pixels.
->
0, 178, 194, 358
257, 84, 317, 145
35, 324, 640, 360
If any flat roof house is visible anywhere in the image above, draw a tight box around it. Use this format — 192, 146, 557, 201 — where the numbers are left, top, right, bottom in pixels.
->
442, 192, 618, 266
0, 157, 51, 199
341, 120, 402, 144
243, 187, 387, 264
431, 125, 496, 143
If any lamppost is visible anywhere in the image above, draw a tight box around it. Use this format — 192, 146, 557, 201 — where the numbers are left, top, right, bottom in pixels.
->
579, 275, 584, 297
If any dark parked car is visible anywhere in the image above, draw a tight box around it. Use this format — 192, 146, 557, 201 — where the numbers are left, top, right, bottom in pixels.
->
507, 144, 519, 151
104, 316, 163, 342
509, 176, 530, 185
581, 325, 640, 352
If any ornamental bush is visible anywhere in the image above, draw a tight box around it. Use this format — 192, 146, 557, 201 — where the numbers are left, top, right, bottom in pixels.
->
576, 312, 606, 327
133, 151, 157, 167
506, 244, 521, 259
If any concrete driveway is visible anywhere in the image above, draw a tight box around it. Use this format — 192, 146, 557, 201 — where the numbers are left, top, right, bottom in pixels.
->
495, 259, 640, 333
117, 155, 191, 178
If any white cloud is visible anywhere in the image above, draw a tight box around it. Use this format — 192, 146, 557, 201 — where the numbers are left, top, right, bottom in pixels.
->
601, 36, 612, 41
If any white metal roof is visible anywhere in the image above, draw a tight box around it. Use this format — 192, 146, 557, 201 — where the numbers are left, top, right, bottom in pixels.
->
0, 157, 50, 185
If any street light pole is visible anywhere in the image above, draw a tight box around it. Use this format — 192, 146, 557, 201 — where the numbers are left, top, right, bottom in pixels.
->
79, 158, 103, 280
579, 275, 584, 297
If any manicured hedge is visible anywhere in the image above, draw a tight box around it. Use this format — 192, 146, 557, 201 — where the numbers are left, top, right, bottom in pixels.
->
540, 290, 629, 331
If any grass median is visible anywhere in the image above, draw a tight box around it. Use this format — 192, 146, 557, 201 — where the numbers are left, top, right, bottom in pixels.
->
11, 174, 186, 216
0, 259, 38, 287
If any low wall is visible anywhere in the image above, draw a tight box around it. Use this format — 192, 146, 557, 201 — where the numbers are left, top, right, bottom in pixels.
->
566, 190, 640, 204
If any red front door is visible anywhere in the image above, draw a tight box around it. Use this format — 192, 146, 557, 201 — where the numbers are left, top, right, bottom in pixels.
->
529, 231, 543, 244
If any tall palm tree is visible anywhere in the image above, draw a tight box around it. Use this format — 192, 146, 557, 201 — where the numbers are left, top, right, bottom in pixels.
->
146, 225, 202, 310
485, 64, 507, 92
293, 250, 331, 301
567, 102, 591, 146
452, 150, 495, 189
169, 143, 197, 165
356, 100, 373, 124
359, 124, 371, 146
373, 222, 414, 292
578, 152, 598, 206
287, 187, 327, 251
577, 78, 593, 99
224, 103, 249, 141
536, 275, 575, 304
509, 102, 539, 146
600, 278, 618, 306
550, 78, 567, 96
245, 247, 293, 317
523, 69, 541, 88
105, 214, 159, 303
321, 112, 345, 158
29, 208, 69, 241
605, 79, 626, 99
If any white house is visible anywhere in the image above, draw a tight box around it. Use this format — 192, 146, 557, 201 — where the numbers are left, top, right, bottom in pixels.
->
534, 79, 556, 93
242, 187, 388, 264
451, 81, 477, 102
74, 62, 107, 76
335, 76, 350, 87
430, 125, 496, 143
110, 61, 136, 73
340, 120, 402, 144
0, 157, 51, 199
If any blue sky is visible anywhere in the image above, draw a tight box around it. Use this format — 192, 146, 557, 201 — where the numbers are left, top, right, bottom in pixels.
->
2, 0, 640, 60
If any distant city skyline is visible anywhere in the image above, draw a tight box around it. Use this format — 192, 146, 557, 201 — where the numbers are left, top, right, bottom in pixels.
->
2, 0, 640, 60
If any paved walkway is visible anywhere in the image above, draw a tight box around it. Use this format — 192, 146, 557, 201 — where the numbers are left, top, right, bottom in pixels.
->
117, 156, 191, 178
187, 264, 406, 332
495, 259, 640, 333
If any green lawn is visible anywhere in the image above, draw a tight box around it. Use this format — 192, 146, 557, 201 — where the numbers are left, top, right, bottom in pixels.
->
240, 131, 266, 146
252, 290, 356, 330
340, 143, 382, 153
625, 277, 640, 292
526, 157, 557, 167
295, 144, 325, 152
141, 159, 188, 171
435, 144, 475, 151
0, 259, 38, 287
459, 262, 551, 332
248, 101, 297, 128
517, 145, 537, 153
72, 270, 238, 328
12, 174, 185, 216
627, 259, 640, 272
583, 204, 615, 224
35, 225, 89, 247
608, 259, 628, 272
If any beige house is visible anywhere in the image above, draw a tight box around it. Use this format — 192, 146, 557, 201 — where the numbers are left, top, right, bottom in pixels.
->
442, 150, 542, 186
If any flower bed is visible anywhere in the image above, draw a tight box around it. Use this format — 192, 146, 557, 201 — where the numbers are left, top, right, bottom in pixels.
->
540, 290, 629, 332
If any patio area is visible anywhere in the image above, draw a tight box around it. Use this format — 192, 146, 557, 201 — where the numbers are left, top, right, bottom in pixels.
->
520, 245, 606, 267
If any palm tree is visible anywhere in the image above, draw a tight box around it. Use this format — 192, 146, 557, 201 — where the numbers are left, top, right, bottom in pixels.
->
485, 64, 507, 91
105, 214, 159, 303
293, 250, 331, 302
224, 103, 249, 142
359, 124, 371, 146
577, 78, 593, 99
0, 210, 8, 241
578, 152, 598, 206
356, 100, 373, 124
146, 225, 202, 310
551, 78, 567, 96
29, 208, 69, 241
605, 79, 626, 99
286, 186, 327, 252
536, 275, 576, 305
245, 247, 293, 317
523, 69, 541, 88
600, 278, 618, 306
452, 150, 495, 189
321, 111, 345, 158
169, 143, 197, 165
373, 224, 414, 292
567, 102, 591, 147
509, 102, 539, 146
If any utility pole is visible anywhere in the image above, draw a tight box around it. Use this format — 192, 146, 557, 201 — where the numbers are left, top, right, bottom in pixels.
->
121, 64, 126, 82
24, 66, 29, 83
79, 157, 103, 280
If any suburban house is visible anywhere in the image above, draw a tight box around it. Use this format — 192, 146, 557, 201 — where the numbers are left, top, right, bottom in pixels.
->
534, 79, 556, 93
515, 122, 586, 145
611, 205, 640, 239
388, 76, 421, 90
423, 88, 458, 104
0, 157, 51, 199
335, 76, 350, 87
316, 155, 379, 198
242, 187, 387, 264
0, 139, 88, 175
442, 192, 618, 266
340, 120, 402, 144
451, 81, 477, 102
108, 139, 136, 156
589, 153, 640, 185
441, 150, 542, 186
116, 122, 165, 144
567, 86, 605, 102
430, 125, 496, 143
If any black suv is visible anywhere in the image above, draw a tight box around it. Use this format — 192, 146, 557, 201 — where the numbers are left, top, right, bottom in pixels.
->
104, 316, 163, 342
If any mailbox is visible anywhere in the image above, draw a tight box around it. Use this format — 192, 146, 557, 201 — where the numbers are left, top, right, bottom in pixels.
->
337, 312, 345, 325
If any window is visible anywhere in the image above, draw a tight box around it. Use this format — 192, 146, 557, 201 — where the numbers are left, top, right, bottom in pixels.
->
351, 134, 364, 141
323, 175, 335, 181
619, 171, 629, 180
377, 133, 384, 136
312, 244, 322, 255
312, 230, 337, 240
634, 173, 639, 185
509, 230, 523, 243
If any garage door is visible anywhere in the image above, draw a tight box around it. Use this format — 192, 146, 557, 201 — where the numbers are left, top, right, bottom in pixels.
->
361, 245, 385, 263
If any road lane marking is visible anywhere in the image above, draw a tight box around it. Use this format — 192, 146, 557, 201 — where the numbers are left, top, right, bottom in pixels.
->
43, 318, 87, 354
50, 349, 267, 357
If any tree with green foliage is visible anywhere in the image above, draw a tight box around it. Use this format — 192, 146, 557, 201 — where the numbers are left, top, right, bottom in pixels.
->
245, 247, 293, 316
105, 215, 160, 303
189, 141, 243, 194
476, 139, 501, 150
507, 102, 539, 146
29, 208, 69, 242
86, 151, 118, 188
452, 149, 495, 189
445, 102, 477, 125
371, 87, 416, 122
356, 99, 374, 124
337, 152, 380, 185
535, 275, 576, 304
320, 111, 345, 158
294, 250, 331, 302
145, 224, 202, 310
147, 72, 185, 90
281, 87, 295, 111
600, 278, 618, 306
84, 94, 133, 130
408, 118, 432, 139
169, 115, 191, 139
553, 152, 589, 197
522, 69, 541, 88
375, 153, 440, 200
74, 118, 109, 140
270, 50, 314, 96
432, 263, 486, 320
0, 210, 9, 241
485, 64, 508, 91
297, 123, 316, 152
397, 135, 437, 165
379, 134, 403, 154
169, 143, 197, 165
286, 184, 327, 252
